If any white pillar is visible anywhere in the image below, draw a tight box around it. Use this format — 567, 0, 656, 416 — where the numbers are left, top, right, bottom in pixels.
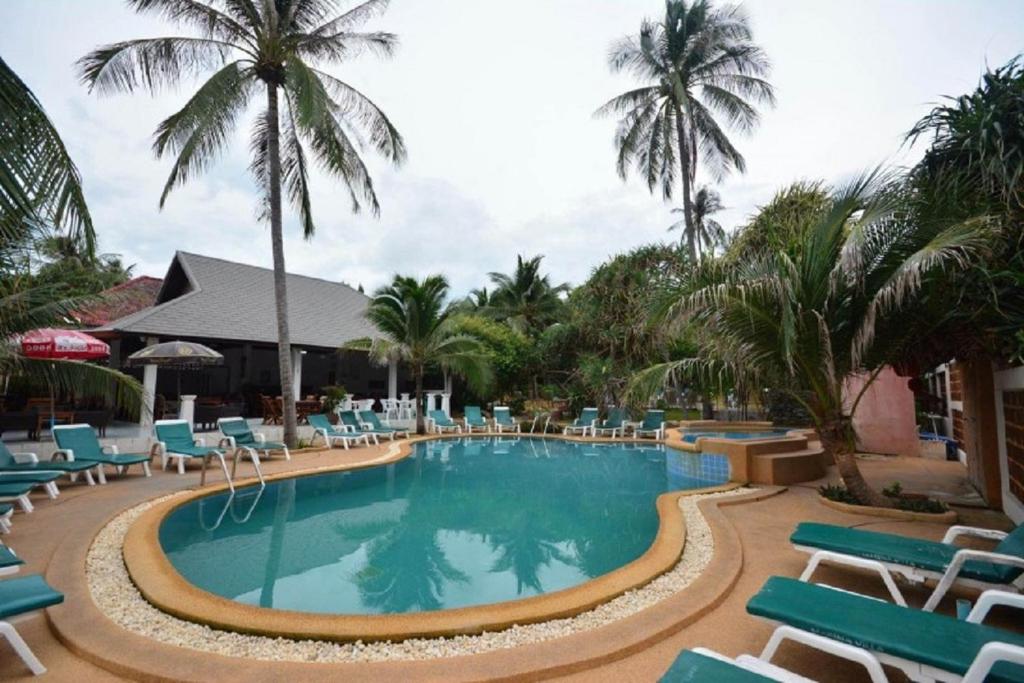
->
140, 336, 158, 428
388, 358, 398, 400
291, 348, 304, 398
441, 393, 451, 417
425, 391, 439, 415
178, 395, 196, 426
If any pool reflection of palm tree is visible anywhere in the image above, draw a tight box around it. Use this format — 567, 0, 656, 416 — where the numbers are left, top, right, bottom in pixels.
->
489, 510, 575, 594
355, 517, 468, 613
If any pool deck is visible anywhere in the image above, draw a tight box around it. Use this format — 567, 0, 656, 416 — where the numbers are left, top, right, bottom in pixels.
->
0, 438, 1016, 681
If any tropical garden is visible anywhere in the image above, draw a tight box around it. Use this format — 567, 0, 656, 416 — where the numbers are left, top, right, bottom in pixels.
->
2, 0, 1023, 510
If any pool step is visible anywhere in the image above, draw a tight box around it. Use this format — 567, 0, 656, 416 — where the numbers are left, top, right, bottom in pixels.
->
750, 448, 827, 485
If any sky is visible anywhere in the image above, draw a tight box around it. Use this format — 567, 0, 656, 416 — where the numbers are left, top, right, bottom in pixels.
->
3, 0, 1024, 297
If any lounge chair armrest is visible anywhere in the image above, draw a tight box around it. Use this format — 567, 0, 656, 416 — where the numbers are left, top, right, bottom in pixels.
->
102, 444, 120, 454
150, 442, 166, 458
194, 437, 206, 447
965, 585, 1024, 624
925, 549, 1024, 612
254, 433, 267, 445
759, 625, 888, 683
962, 642, 1024, 683
52, 448, 74, 462
798, 550, 908, 606
942, 525, 1008, 545
11, 452, 39, 464
220, 436, 236, 448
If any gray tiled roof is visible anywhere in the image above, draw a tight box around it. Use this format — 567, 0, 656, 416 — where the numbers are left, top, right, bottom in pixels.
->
96, 252, 377, 349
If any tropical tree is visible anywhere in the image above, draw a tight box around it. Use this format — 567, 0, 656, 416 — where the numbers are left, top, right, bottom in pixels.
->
726, 180, 830, 260
486, 255, 569, 335
597, 0, 774, 260
669, 185, 725, 257
345, 275, 492, 434
78, 0, 407, 447
0, 57, 140, 413
630, 170, 992, 506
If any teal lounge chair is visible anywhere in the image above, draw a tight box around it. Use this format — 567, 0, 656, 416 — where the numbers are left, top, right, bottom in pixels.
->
0, 472, 60, 502
0, 504, 13, 534
791, 521, 1024, 612
593, 407, 628, 438
0, 574, 65, 675
747, 575, 1024, 683
0, 545, 23, 577
154, 420, 229, 474
563, 407, 598, 437
359, 410, 409, 439
493, 406, 520, 434
0, 440, 99, 486
308, 414, 371, 449
463, 406, 489, 433
218, 417, 291, 461
0, 482, 45, 514
633, 409, 666, 440
429, 410, 463, 434
52, 425, 151, 483
339, 410, 392, 443
660, 648, 816, 682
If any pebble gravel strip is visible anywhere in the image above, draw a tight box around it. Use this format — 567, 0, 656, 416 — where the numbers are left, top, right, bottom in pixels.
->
87, 487, 751, 662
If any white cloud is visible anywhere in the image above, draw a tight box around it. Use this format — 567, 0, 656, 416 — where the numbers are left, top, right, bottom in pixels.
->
2, 0, 1023, 300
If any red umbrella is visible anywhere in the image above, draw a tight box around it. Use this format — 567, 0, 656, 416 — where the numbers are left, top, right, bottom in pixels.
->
20, 329, 111, 434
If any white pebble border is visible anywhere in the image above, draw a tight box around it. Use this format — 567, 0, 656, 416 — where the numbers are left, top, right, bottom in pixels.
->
86, 486, 752, 663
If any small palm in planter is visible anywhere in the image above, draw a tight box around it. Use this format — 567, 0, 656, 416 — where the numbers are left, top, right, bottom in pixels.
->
321, 386, 347, 424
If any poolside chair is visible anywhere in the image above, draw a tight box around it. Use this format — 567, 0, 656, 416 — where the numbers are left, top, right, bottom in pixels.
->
338, 410, 391, 443
218, 417, 291, 461
633, 409, 666, 440
428, 410, 463, 434
660, 647, 817, 682
563, 407, 598, 437
0, 574, 65, 675
493, 406, 520, 434
0, 545, 22, 577
308, 414, 371, 449
51, 424, 151, 483
463, 406, 489, 433
0, 482, 45, 514
791, 521, 1024, 612
359, 410, 409, 439
0, 440, 99, 486
593, 407, 628, 438
747, 575, 1024, 683
0, 472, 60, 501
0, 505, 13, 534
153, 419, 242, 484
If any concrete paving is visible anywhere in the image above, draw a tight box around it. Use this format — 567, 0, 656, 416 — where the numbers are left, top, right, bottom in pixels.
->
0, 446, 1015, 681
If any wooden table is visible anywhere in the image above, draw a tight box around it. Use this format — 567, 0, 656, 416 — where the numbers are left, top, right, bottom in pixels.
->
37, 410, 76, 439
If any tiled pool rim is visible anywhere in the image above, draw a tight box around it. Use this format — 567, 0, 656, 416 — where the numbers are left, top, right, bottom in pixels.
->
122, 434, 743, 642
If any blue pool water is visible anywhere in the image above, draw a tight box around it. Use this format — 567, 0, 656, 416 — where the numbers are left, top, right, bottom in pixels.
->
680, 429, 790, 444
158, 437, 728, 616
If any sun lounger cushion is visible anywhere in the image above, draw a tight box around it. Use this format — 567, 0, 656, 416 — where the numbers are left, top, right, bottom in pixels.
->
221, 420, 287, 450
791, 522, 1024, 584
0, 547, 23, 570
747, 576, 1024, 681
660, 650, 774, 682
0, 504, 12, 516
0, 574, 64, 620
0, 482, 36, 497
0, 442, 94, 473
0, 473, 61, 485
53, 427, 149, 465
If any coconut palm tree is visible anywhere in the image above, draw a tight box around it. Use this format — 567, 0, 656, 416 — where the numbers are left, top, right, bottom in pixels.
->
78, 0, 407, 447
486, 255, 569, 335
345, 275, 492, 434
630, 169, 992, 506
1, 58, 140, 412
669, 185, 725, 257
597, 0, 774, 260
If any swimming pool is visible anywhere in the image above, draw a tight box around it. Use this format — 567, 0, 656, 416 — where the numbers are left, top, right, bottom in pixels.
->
679, 429, 790, 443
158, 437, 728, 616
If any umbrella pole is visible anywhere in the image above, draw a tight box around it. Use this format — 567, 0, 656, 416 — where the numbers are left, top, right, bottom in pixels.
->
49, 363, 55, 438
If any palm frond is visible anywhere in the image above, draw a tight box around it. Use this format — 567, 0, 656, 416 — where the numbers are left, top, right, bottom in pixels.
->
78, 36, 242, 94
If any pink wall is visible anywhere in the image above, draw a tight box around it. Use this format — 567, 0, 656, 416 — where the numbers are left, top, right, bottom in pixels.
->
845, 367, 920, 457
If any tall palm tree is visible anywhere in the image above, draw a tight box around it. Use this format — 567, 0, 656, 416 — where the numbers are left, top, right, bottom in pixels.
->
345, 275, 492, 434
78, 0, 407, 447
669, 185, 725, 257
1, 57, 140, 411
486, 255, 569, 335
631, 170, 992, 507
597, 0, 774, 260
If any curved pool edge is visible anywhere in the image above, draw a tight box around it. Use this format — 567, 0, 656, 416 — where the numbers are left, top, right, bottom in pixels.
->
123, 435, 741, 642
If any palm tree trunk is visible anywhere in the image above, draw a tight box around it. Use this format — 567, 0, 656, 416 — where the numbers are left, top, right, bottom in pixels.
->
414, 366, 425, 435
674, 109, 696, 261
266, 84, 299, 448
819, 416, 893, 508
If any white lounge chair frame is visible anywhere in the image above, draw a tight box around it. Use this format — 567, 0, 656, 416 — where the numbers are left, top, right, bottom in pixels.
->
52, 424, 152, 483
218, 418, 292, 460
493, 407, 520, 434
428, 415, 463, 435
310, 424, 372, 449
795, 524, 1024, 612
3, 611, 52, 675
563, 408, 598, 437
759, 587, 1024, 683
0, 448, 96, 487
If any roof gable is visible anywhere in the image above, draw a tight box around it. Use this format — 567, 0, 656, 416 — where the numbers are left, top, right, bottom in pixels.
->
96, 252, 377, 349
